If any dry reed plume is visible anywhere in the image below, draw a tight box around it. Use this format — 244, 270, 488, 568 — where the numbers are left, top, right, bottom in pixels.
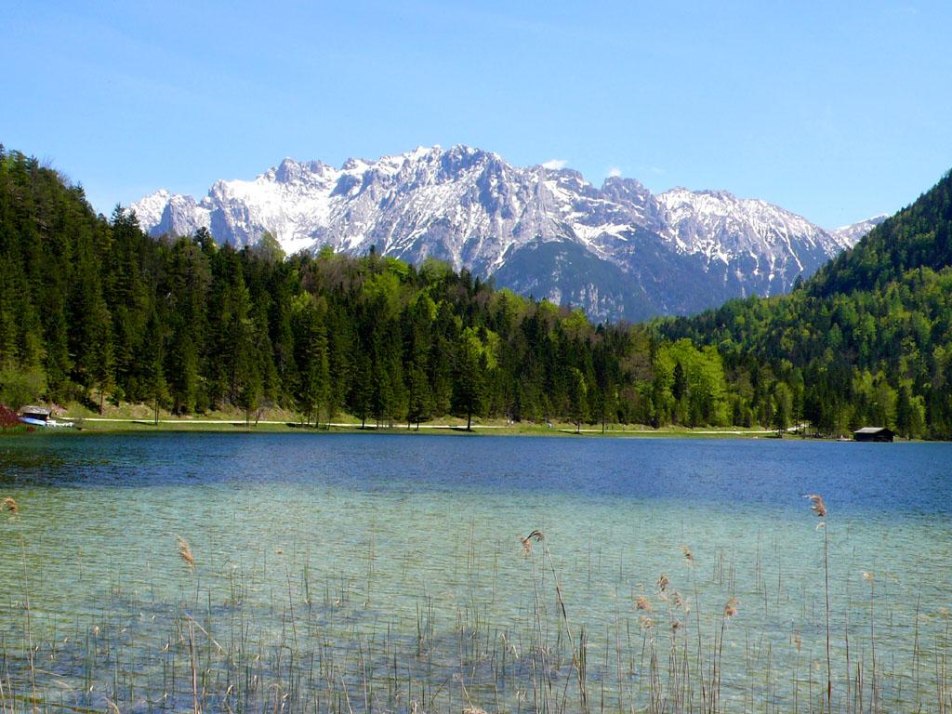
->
681, 545, 694, 565
672, 591, 687, 612
657, 573, 670, 592
520, 529, 544, 556
3, 497, 18, 514
177, 536, 196, 568
807, 493, 827, 518
636, 595, 653, 612
723, 596, 739, 619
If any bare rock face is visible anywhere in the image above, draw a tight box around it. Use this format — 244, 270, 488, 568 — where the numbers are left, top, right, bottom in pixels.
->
133, 145, 866, 322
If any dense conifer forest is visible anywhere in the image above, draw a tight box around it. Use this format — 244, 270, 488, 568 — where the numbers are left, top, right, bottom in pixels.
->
2, 145, 952, 437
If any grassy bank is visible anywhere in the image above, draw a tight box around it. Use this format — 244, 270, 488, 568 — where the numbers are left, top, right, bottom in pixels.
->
6, 402, 784, 438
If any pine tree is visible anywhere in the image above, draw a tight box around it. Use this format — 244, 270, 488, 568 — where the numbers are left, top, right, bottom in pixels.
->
292, 293, 330, 426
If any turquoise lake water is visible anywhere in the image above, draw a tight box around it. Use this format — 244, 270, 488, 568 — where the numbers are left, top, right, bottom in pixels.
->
0, 433, 950, 712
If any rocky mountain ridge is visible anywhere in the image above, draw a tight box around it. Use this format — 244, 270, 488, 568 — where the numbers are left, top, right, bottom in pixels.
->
133, 145, 869, 321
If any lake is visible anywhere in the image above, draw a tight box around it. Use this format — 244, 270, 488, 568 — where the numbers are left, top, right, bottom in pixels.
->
0, 433, 949, 713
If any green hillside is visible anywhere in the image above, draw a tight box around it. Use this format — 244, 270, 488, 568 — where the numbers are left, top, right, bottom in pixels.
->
810, 170, 952, 297
661, 169, 952, 438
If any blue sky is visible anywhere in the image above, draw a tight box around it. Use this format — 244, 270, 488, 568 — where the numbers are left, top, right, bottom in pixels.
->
4, 1, 951, 229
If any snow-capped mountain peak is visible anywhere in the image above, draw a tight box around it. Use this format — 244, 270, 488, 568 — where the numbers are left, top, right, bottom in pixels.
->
132, 146, 863, 321
656, 188, 840, 271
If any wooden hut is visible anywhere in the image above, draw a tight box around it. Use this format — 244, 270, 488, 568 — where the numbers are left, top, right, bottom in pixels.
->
18, 405, 51, 426
853, 427, 895, 442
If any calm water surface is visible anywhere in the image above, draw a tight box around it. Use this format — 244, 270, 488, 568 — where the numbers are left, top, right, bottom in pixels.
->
0, 433, 950, 713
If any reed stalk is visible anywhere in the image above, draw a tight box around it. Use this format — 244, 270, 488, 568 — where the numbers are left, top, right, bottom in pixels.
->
16, 536, 37, 712
682, 544, 708, 712
913, 594, 922, 706
807, 494, 832, 713
864, 570, 877, 713
187, 618, 200, 714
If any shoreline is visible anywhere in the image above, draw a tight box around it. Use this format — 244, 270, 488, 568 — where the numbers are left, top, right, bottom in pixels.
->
4, 412, 811, 439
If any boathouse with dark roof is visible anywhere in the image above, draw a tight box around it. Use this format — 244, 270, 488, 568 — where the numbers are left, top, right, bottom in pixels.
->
853, 427, 895, 442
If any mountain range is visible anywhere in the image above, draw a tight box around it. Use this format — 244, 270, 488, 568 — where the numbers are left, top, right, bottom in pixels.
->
133, 146, 880, 322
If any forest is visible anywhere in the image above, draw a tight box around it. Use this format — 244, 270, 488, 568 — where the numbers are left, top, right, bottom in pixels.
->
2, 144, 952, 438
661, 167, 952, 438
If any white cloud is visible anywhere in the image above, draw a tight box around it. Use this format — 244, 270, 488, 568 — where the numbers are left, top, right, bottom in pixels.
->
542, 159, 568, 170
608, 166, 623, 178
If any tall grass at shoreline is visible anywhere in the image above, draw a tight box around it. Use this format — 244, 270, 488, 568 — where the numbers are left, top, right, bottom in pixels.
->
1, 490, 951, 714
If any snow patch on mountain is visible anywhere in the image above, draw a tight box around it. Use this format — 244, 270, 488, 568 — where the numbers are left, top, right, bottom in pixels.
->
132, 145, 864, 320
832, 215, 888, 244
654, 188, 853, 295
